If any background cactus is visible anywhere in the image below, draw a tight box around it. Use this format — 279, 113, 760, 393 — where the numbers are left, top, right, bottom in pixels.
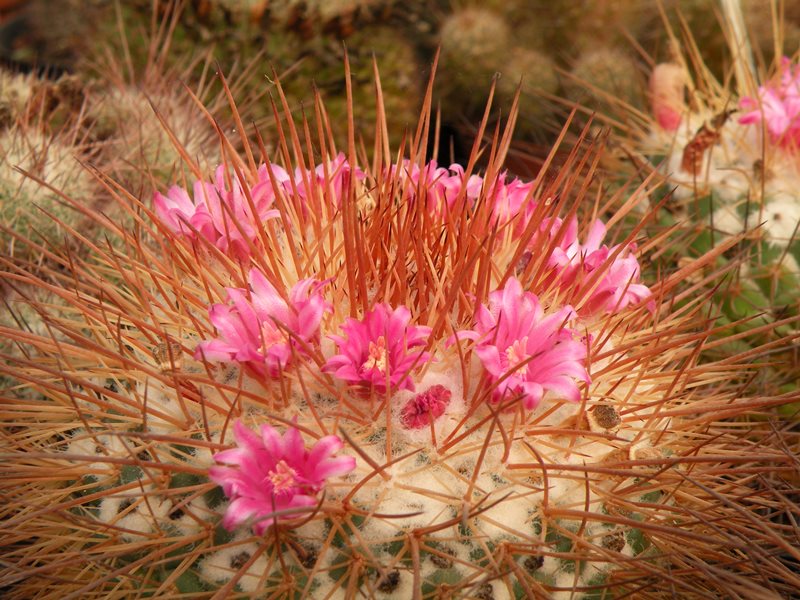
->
10, 0, 799, 165
0, 82, 97, 261
564, 48, 647, 116
555, 3, 800, 415
1, 63, 799, 599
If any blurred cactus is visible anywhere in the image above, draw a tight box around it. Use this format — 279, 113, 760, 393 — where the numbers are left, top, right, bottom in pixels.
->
0, 0, 109, 71
0, 103, 95, 259
439, 7, 510, 98
0, 70, 34, 125
644, 57, 800, 360
86, 85, 219, 183
565, 48, 646, 114
5, 0, 800, 165
497, 49, 560, 136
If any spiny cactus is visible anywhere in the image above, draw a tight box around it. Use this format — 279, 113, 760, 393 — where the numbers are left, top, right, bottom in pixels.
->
642, 53, 800, 372
1, 62, 799, 600
564, 4, 800, 414
496, 48, 559, 136
565, 48, 646, 114
438, 7, 510, 97
0, 70, 35, 126
0, 106, 96, 260
82, 0, 424, 151
86, 84, 220, 182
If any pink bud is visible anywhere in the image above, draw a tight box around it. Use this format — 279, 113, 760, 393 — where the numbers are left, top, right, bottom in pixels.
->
400, 385, 452, 429
650, 63, 686, 131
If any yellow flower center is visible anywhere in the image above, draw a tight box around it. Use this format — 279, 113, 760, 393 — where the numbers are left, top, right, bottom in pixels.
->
505, 339, 530, 374
268, 460, 298, 494
362, 335, 388, 374
259, 321, 285, 355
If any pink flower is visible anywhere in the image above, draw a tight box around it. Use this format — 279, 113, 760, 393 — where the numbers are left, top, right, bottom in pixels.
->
392, 160, 465, 214
293, 152, 365, 210
210, 420, 356, 534
489, 175, 536, 229
154, 165, 283, 260
196, 268, 330, 377
740, 57, 800, 148
392, 160, 535, 225
455, 277, 589, 410
400, 385, 452, 429
153, 180, 218, 240
324, 304, 432, 394
548, 219, 653, 314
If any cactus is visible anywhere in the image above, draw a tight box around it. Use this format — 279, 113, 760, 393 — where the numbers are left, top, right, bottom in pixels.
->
1, 63, 799, 600
0, 117, 96, 260
438, 7, 511, 110
0, 70, 36, 126
565, 48, 646, 114
86, 85, 220, 183
645, 55, 800, 363
566, 2, 800, 413
0, 0, 111, 73
497, 48, 559, 136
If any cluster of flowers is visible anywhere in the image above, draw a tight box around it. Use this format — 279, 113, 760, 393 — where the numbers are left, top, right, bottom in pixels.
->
156, 155, 560, 257
196, 270, 593, 409
154, 153, 361, 260
159, 159, 652, 532
740, 57, 800, 150
203, 273, 592, 532
391, 159, 535, 226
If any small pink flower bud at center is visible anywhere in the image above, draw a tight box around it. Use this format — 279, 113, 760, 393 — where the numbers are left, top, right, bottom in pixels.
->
400, 384, 452, 429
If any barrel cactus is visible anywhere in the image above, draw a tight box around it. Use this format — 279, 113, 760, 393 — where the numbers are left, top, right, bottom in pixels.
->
1, 66, 798, 600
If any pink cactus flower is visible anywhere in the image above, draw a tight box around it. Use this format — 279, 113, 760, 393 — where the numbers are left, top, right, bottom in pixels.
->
740, 57, 800, 149
153, 180, 219, 240
210, 420, 356, 534
400, 384, 452, 429
456, 277, 589, 410
489, 175, 536, 229
392, 160, 465, 214
293, 152, 365, 209
392, 160, 536, 225
324, 304, 432, 394
154, 166, 283, 260
548, 219, 653, 314
196, 268, 330, 377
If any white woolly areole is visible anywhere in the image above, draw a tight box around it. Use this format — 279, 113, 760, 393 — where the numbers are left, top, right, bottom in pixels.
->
200, 535, 268, 593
